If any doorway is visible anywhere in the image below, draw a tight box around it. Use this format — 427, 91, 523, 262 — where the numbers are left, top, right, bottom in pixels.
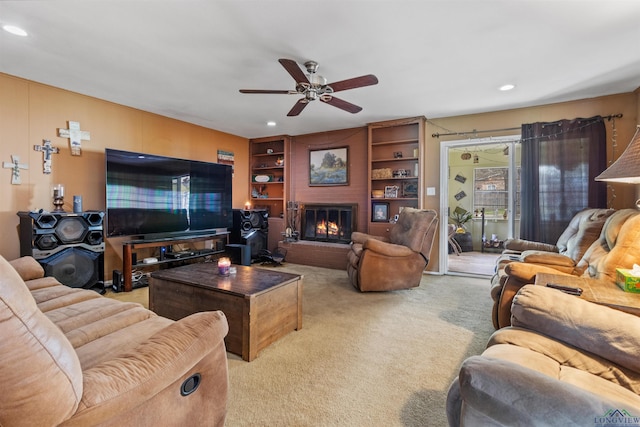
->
439, 136, 521, 276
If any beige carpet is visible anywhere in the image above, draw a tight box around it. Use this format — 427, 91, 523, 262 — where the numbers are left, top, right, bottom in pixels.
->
224, 264, 495, 427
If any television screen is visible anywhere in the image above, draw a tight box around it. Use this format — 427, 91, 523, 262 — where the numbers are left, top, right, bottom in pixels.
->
105, 149, 233, 238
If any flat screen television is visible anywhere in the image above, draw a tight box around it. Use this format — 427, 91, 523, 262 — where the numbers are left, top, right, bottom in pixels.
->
105, 148, 233, 239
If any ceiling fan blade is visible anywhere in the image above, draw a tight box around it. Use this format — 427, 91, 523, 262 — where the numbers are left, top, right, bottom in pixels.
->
327, 74, 378, 92
287, 98, 309, 116
239, 89, 294, 94
279, 59, 310, 84
321, 96, 363, 114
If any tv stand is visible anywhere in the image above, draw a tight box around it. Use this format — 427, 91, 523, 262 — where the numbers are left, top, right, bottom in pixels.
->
121, 232, 229, 292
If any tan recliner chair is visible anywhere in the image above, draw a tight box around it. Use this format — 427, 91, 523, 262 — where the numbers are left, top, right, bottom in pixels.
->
347, 208, 438, 292
493, 208, 640, 328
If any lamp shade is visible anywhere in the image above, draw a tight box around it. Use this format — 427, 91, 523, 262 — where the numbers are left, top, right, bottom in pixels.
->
595, 125, 640, 183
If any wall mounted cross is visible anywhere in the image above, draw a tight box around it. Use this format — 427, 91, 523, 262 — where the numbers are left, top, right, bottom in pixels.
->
58, 120, 91, 156
3, 155, 28, 184
34, 139, 59, 174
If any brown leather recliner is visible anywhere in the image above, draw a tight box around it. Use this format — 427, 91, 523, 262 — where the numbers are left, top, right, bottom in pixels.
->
493, 208, 640, 328
347, 208, 438, 292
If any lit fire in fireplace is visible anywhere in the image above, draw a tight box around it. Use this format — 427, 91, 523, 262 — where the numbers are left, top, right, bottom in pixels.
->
316, 219, 340, 236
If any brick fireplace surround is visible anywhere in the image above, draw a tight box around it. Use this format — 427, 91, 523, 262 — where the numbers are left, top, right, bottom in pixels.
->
277, 240, 350, 270
277, 203, 356, 270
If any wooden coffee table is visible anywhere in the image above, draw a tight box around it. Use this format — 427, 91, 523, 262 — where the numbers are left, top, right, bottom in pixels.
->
149, 263, 303, 361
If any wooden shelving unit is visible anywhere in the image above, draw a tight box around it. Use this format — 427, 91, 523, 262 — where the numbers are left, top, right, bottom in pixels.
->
367, 117, 425, 237
249, 135, 291, 250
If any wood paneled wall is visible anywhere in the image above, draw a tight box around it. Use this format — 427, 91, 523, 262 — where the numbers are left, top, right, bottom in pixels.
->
0, 73, 249, 280
288, 127, 369, 234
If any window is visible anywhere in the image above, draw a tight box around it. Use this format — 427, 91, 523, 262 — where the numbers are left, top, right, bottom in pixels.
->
473, 167, 520, 219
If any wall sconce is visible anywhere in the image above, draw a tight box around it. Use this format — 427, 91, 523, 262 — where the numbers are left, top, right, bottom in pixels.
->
595, 125, 640, 208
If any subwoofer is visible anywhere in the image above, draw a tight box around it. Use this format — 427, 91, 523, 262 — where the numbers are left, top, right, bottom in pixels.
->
230, 209, 268, 260
39, 247, 103, 289
17, 210, 105, 289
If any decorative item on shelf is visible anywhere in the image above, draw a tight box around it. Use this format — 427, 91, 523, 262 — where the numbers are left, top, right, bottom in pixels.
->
266, 148, 274, 154
217, 257, 231, 276
393, 151, 403, 158
252, 174, 274, 182
392, 169, 410, 178
384, 185, 399, 198
372, 189, 384, 199
413, 148, 419, 158
52, 184, 65, 211
402, 181, 418, 198
372, 201, 390, 222
372, 168, 392, 179
275, 157, 284, 166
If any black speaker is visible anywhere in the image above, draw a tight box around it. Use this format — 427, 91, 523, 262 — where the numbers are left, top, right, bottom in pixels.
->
17, 211, 105, 289
39, 247, 103, 289
18, 211, 105, 259
230, 209, 268, 259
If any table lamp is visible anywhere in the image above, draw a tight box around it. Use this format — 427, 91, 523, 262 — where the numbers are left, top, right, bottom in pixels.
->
596, 125, 640, 208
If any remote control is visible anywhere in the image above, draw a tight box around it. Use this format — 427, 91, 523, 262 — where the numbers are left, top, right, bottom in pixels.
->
546, 283, 583, 296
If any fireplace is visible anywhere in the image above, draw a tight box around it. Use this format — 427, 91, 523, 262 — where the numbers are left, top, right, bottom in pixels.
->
301, 203, 357, 244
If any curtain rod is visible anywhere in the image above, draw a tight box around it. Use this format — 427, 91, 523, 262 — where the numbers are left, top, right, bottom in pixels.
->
431, 114, 623, 138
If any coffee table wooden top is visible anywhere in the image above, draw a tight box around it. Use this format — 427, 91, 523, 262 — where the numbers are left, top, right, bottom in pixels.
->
150, 263, 301, 297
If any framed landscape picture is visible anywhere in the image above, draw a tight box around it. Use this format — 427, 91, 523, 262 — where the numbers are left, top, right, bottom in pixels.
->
309, 147, 348, 186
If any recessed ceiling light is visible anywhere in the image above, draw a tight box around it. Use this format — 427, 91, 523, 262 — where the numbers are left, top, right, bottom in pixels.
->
2, 25, 28, 37
266, 121, 276, 127
499, 84, 515, 91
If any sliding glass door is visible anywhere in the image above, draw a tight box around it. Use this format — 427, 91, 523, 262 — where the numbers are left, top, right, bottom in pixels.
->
439, 136, 521, 276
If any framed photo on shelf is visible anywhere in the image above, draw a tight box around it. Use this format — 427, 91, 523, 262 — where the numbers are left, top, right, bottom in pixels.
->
372, 202, 390, 222
402, 181, 418, 198
309, 147, 349, 186
384, 185, 399, 198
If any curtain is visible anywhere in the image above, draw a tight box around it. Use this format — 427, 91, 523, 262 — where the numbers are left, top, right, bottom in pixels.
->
520, 116, 607, 244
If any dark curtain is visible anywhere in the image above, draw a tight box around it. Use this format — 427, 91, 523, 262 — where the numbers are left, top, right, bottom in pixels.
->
520, 116, 607, 244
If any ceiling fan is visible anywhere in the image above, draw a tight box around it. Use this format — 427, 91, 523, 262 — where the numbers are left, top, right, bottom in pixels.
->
239, 59, 378, 116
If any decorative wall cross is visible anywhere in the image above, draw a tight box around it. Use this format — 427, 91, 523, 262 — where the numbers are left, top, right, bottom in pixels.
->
58, 120, 91, 156
34, 139, 59, 174
3, 155, 28, 184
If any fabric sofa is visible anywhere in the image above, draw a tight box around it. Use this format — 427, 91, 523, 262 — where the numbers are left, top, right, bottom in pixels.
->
0, 255, 229, 427
447, 285, 640, 426
491, 208, 640, 328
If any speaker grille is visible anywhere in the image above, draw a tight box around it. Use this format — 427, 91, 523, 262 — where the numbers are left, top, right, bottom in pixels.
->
56, 217, 88, 243
40, 247, 102, 289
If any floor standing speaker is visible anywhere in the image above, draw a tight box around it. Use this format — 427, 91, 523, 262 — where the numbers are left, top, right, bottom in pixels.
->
230, 209, 268, 260
17, 211, 105, 289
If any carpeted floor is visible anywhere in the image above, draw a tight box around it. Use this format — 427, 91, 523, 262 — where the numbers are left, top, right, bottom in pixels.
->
224, 264, 494, 427
106, 263, 495, 426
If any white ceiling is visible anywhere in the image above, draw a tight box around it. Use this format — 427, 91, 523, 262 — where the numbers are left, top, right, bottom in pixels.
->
1, 1, 639, 139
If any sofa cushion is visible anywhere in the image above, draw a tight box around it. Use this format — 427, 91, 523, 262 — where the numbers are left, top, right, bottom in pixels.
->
0, 255, 82, 426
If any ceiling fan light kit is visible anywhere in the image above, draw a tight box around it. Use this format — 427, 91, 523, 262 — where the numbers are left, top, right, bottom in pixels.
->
240, 58, 378, 116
